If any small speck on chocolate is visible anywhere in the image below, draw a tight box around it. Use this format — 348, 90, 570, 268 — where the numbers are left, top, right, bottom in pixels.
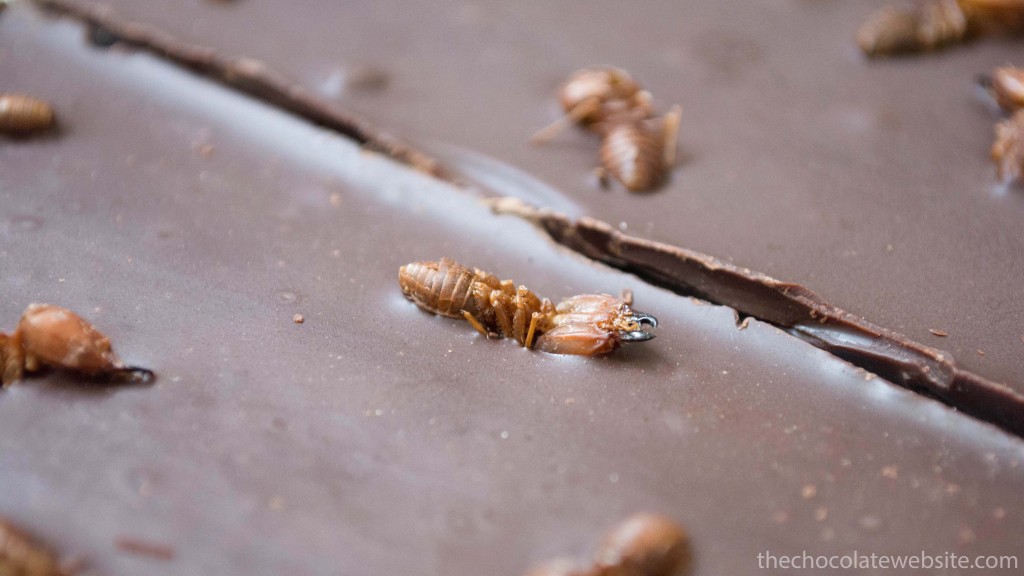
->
114, 537, 175, 561
929, 329, 948, 337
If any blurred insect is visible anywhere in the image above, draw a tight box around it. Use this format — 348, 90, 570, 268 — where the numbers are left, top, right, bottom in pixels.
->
532, 67, 682, 192
963, 0, 1024, 34
857, 0, 1024, 56
0, 517, 70, 576
398, 258, 657, 357
531, 67, 653, 144
981, 65, 1024, 112
522, 514, 689, 576
594, 514, 690, 576
992, 109, 1024, 182
978, 65, 1024, 182
597, 105, 682, 192
1, 304, 153, 386
0, 94, 55, 136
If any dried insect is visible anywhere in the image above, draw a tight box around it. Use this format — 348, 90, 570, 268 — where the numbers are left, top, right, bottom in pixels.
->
597, 105, 682, 193
983, 66, 1024, 112
0, 517, 69, 576
532, 67, 653, 144
1, 304, 152, 386
857, 0, 1024, 56
962, 0, 1024, 34
992, 109, 1024, 182
398, 258, 656, 356
857, 0, 968, 56
522, 514, 689, 576
594, 514, 689, 576
532, 67, 681, 192
0, 94, 55, 136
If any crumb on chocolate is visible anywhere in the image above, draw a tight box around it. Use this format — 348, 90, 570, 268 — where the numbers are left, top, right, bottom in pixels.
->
114, 537, 175, 561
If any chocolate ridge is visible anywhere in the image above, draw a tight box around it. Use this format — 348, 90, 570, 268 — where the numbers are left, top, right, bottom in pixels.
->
488, 197, 1024, 438
31, 0, 454, 181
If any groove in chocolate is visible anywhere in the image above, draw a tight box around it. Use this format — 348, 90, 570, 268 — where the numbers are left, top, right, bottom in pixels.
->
488, 197, 1024, 438
31, 0, 453, 181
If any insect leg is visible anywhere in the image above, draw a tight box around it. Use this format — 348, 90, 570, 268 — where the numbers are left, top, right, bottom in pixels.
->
462, 311, 491, 338
524, 312, 541, 349
490, 292, 514, 338
0, 331, 24, 386
531, 97, 601, 145
662, 105, 682, 167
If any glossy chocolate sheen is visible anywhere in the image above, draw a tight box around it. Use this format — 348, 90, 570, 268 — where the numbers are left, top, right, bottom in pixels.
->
2, 4, 1023, 576
63, 0, 1024, 392
27, 0, 1024, 436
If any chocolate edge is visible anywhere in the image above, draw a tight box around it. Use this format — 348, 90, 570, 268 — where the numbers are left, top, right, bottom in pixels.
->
31, 0, 456, 182
490, 198, 1024, 438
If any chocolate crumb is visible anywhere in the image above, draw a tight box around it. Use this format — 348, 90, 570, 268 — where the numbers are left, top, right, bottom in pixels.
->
114, 537, 175, 561
293, 314, 304, 324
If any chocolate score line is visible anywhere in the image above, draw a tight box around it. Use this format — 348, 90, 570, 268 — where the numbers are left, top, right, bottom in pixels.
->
26, 0, 1023, 438
30, 0, 454, 182
488, 197, 1024, 440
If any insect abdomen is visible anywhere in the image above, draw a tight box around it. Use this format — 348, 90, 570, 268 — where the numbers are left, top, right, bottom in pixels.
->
398, 258, 479, 318
0, 94, 55, 135
601, 123, 663, 192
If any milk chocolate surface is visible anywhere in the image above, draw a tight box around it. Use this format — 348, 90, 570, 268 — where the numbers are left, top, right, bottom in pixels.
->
2, 3, 1024, 576
69, 0, 1024, 391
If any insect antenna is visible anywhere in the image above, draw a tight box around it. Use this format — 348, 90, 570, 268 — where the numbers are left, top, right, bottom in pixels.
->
531, 97, 601, 145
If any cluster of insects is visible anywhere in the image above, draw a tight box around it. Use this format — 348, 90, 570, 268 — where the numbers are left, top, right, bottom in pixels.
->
0, 516, 70, 576
399, 258, 657, 357
984, 65, 1024, 182
0, 94, 55, 136
532, 67, 682, 193
1, 304, 152, 387
857, 0, 1024, 57
524, 513, 689, 576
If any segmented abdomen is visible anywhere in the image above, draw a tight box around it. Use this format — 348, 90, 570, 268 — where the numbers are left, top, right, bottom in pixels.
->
0, 94, 55, 135
601, 122, 664, 192
399, 258, 491, 319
